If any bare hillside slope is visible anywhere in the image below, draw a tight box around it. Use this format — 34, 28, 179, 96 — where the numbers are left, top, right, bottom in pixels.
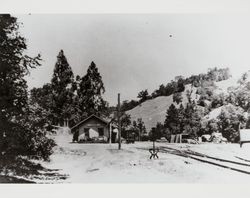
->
127, 84, 198, 132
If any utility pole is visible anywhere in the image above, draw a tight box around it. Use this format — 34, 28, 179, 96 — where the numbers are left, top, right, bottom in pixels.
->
118, 93, 121, 150
109, 122, 112, 146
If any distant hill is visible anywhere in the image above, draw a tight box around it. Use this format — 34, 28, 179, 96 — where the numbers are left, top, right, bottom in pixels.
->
127, 84, 199, 132
126, 70, 250, 133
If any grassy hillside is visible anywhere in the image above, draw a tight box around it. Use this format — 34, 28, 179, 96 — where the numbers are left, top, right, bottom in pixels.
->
127, 84, 199, 132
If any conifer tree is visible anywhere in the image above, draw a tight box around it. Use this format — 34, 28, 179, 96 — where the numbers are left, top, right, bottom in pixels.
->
51, 50, 75, 125
178, 104, 185, 132
137, 89, 149, 102
78, 61, 108, 118
183, 100, 201, 137
164, 104, 181, 134
154, 122, 166, 139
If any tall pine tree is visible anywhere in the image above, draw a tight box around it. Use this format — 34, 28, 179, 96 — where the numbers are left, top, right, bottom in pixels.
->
77, 61, 108, 119
164, 104, 181, 134
183, 100, 202, 138
51, 50, 75, 125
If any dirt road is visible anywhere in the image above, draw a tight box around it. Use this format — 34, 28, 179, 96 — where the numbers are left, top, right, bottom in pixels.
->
36, 135, 250, 183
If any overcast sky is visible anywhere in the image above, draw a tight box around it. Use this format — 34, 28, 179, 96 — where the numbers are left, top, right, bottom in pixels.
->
17, 14, 250, 106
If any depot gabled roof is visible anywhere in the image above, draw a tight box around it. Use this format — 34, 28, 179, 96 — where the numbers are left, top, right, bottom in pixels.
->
71, 114, 111, 131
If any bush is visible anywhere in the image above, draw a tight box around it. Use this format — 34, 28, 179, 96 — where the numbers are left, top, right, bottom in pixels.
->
217, 105, 246, 143
173, 92, 183, 104
19, 104, 56, 160
141, 135, 149, 141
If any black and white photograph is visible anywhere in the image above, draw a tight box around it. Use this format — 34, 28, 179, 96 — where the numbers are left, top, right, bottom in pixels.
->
2, 2, 250, 190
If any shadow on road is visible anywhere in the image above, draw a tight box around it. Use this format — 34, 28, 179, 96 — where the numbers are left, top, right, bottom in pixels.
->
0, 156, 68, 183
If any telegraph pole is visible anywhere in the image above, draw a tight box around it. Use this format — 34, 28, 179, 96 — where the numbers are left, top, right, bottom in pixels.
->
118, 93, 121, 150
109, 122, 112, 146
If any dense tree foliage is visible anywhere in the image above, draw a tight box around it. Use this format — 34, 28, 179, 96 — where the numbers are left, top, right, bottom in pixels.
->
173, 92, 183, 104
217, 105, 246, 143
30, 59, 109, 127
182, 101, 202, 138
77, 61, 108, 120
196, 80, 217, 102
30, 83, 54, 122
0, 14, 55, 160
137, 89, 149, 102
118, 113, 132, 139
51, 50, 75, 125
149, 122, 167, 140
164, 101, 202, 138
227, 73, 250, 112
246, 116, 250, 129
202, 119, 219, 135
130, 118, 147, 141
207, 67, 231, 82
120, 113, 132, 134
164, 104, 181, 134
120, 100, 139, 112
210, 93, 226, 109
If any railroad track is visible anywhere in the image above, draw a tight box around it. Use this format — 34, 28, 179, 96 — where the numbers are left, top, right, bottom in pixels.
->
139, 146, 250, 175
